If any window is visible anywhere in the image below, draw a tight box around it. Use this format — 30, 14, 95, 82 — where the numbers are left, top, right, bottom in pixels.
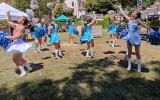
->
72, 2, 74, 7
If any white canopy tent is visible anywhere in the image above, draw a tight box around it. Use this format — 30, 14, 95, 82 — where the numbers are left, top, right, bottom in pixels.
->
0, 2, 29, 21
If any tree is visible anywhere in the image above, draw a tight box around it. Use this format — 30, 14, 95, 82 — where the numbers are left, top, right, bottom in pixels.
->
52, 3, 73, 18
85, 0, 158, 14
14, 0, 30, 11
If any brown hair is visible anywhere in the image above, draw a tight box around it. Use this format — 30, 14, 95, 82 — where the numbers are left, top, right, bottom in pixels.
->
136, 11, 141, 19
22, 16, 28, 25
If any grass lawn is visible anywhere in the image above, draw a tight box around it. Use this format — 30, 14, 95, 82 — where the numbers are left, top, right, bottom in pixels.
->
0, 31, 160, 100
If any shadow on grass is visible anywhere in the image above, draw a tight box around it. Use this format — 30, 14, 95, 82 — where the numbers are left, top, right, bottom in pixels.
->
118, 59, 149, 73
103, 51, 115, 54
15, 63, 44, 75
1, 59, 160, 100
41, 48, 50, 52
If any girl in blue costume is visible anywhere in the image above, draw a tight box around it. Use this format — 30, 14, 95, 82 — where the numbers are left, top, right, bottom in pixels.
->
107, 17, 113, 44
48, 22, 63, 59
68, 19, 74, 44
119, 5, 151, 72
32, 18, 42, 53
108, 15, 119, 47
5, 11, 33, 77
41, 18, 48, 48
81, 19, 96, 58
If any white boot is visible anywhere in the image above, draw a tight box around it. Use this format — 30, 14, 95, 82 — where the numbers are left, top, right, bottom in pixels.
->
137, 59, 142, 72
58, 49, 63, 57
112, 40, 115, 48
37, 47, 42, 53
55, 50, 60, 59
24, 62, 33, 72
19, 66, 27, 77
127, 58, 132, 70
86, 50, 91, 58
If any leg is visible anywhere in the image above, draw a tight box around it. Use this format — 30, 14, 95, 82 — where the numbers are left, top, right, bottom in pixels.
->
69, 34, 74, 44
112, 34, 115, 47
13, 52, 27, 77
127, 41, 132, 70
90, 39, 94, 57
57, 41, 62, 56
54, 43, 60, 59
86, 41, 91, 58
135, 46, 141, 72
22, 57, 33, 72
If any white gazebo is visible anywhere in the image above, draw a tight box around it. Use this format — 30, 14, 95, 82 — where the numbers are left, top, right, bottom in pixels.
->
0, 2, 29, 21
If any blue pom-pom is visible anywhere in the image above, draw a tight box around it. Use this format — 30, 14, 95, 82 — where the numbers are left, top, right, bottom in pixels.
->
147, 30, 160, 45
73, 28, 79, 35
117, 27, 123, 33
0, 32, 11, 51
120, 29, 128, 39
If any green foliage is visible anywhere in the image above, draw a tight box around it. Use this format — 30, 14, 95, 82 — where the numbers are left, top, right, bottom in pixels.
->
52, 3, 73, 18
97, 16, 110, 29
85, 0, 158, 14
34, 0, 54, 18
0, 21, 9, 27
74, 20, 82, 26
85, 0, 116, 14
14, 0, 30, 11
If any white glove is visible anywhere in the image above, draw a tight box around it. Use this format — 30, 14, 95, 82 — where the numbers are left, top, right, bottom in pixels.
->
118, 5, 124, 13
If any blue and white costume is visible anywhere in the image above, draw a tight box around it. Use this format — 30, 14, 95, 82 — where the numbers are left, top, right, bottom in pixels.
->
5, 30, 33, 53
32, 24, 42, 39
80, 24, 93, 43
49, 25, 60, 43
68, 23, 74, 34
124, 20, 141, 46
108, 21, 118, 34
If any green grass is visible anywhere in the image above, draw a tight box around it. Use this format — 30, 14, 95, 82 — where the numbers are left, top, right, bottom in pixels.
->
0, 32, 160, 100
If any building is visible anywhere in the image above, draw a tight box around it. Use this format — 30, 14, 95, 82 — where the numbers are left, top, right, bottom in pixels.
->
64, 0, 86, 18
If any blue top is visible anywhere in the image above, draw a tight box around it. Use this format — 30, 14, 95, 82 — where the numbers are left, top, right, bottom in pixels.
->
68, 23, 74, 33
84, 24, 92, 33
51, 25, 58, 34
34, 24, 41, 33
55, 25, 58, 32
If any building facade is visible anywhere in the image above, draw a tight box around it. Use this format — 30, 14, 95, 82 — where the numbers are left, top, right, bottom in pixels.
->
64, 0, 86, 18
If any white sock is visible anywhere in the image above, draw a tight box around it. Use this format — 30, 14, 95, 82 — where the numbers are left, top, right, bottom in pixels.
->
127, 58, 131, 70
86, 50, 90, 57
24, 62, 32, 72
137, 59, 142, 72
126, 48, 128, 55
55, 50, 59, 58
19, 66, 27, 77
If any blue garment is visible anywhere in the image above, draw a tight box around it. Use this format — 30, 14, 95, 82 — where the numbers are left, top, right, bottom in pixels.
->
80, 24, 93, 43
68, 23, 74, 34
49, 25, 60, 43
108, 21, 118, 34
124, 20, 141, 46
42, 24, 48, 36
32, 24, 42, 39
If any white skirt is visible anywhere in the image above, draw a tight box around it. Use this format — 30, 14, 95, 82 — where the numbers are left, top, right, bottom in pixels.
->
5, 38, 33, 53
